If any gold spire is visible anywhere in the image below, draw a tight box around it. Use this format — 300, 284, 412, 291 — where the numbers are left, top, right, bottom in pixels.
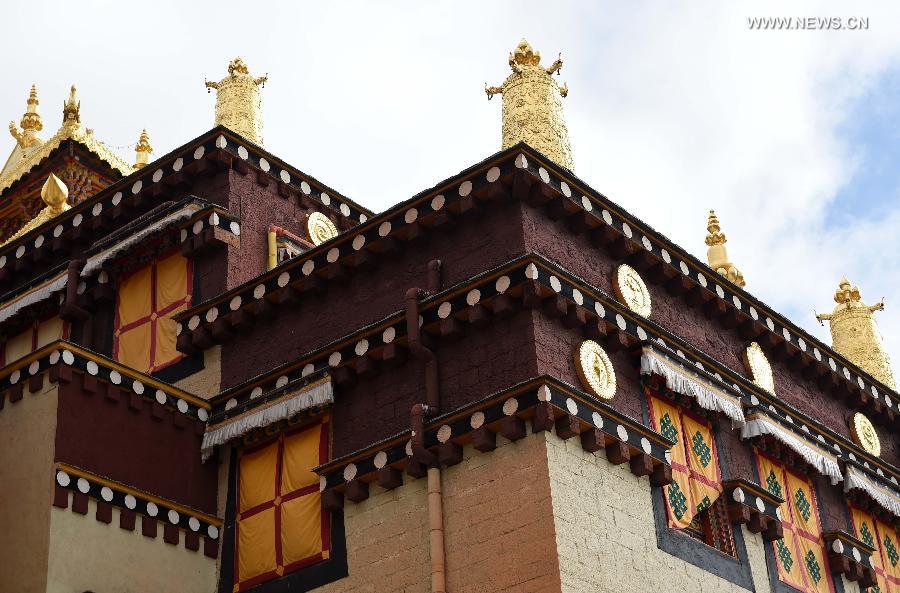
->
62, 85, 80, 126
704, 210, 745, 287
205, 57, 267, 146
816, 278, 896, 389
133, 129, 153, 169
486, 39, 574, 171
0, 174, 71, 246
9, 85, 44, 149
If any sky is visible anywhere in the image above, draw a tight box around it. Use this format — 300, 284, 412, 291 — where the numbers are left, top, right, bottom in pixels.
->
2, 0, 899, 374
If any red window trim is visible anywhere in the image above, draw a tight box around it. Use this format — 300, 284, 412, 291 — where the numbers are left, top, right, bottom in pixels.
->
112, 250, 193, 373
234, 418, 331, 591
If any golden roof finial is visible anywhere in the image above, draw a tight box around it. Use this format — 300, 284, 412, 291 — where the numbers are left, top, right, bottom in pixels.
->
9, 85, 44, 149
62, 85, 80, 126
41, 172, 69, 213
817, 278, 895, 389
205, 57, 268, 145
133, 129, 153, 170
704, 210, 745, 287
486, 38, 574, 171
0, 173, 70, 246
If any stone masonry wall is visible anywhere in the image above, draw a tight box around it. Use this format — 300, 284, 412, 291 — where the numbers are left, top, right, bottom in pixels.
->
544, 430, 774, 593
310, 431, 561, 593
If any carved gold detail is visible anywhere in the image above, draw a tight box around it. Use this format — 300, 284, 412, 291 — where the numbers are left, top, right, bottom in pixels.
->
0, 84, 131, 197
1, 174, 71, 246
486, 39, 574, 171
307, 212, 338, 246
575, 340, 616, 400
205, 57, 267, 146
743, 342, 775, 395
849, 412, 880, 457
705, 210, 745, 287
9, 84, 44, 149
133, 129, 153, 170
816, 278, 896, 389
614, 263, 652, 318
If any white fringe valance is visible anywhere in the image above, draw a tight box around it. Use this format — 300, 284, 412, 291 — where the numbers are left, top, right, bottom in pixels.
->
201, 378, 333, 461
845, 465, 900, 519
741, 415, 843, 484
0, 272, 67, 323
640, 347, 745, 426
82, 206, 201, 277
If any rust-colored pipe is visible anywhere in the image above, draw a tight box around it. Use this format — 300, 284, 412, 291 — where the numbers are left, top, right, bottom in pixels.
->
406, 260, 446, 593
61, 259, 92, 347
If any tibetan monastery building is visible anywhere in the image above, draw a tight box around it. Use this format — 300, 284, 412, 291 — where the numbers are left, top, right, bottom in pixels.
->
1, 43, 898, 593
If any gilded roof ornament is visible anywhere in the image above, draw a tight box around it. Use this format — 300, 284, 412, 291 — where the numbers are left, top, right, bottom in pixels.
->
705, 210, 745, 287
0, 84, 131, 197
486, 38, 574, 171
133, 129, 153, 170
0, 173, 71, 246
205, 57, 267, 146
9, 85, 44, 149
816, 278, 896, 390
62, 85, 81, 126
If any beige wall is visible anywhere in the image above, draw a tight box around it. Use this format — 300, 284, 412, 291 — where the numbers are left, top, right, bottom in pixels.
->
175, 345, 221, 400
309, 433, 562, 593
544, 431, 772, 593
46, 501, 217, 593
0, 377, 59, 593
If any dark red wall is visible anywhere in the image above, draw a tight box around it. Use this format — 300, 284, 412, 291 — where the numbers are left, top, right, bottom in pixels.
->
219, 200, 531, 390
54, 376, 217, 513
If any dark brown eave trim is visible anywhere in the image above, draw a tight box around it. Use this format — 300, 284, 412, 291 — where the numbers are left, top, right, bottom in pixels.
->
313, 375, 675, 508
0, 340, 210, 419
173, 142, 898, 416
52, 462, 221, 557
193, 251, 900, 484
0, 126, 367, 274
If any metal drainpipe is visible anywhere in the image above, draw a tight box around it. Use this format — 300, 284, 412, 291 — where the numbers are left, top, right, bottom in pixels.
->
61, 259, 92, 347
406, 260, 447, 593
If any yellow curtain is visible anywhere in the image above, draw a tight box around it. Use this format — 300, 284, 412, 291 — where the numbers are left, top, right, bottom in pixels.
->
758, 453, 834, 593
114, 253, 191, 373
851, 506, 900, 593
648, 395, 723, 529
235, 418, 329, 591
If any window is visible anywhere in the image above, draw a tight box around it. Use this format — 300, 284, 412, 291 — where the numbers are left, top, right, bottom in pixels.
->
234, 417, 330, 591
648, 394, 734, 555
757, 453, 834, 593
1, 316, 67, 365
114, 251, 192, 374
849, 506, 900, 593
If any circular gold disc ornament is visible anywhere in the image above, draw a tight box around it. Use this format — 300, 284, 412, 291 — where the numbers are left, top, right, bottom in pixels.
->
743, 342, 775, 395
307, 212, 338, 246
850, 412, 880, 457
614, 264, 652, 318
575, 340, 616, 400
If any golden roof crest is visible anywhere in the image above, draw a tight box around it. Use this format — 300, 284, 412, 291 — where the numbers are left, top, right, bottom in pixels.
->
0, 174, 71, 246
816, 278, 895, 389
205, 57, 268, 146
133, 129, 153, 170
9, 85, 44, 149
705, 210, 745, 287
486, 39, 574, 171
0, 84, 131, 197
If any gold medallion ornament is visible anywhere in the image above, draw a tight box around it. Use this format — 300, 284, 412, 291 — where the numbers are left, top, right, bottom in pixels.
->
743, 342, 775, 395
850, 412, 881, 457
614, 264, 652, 318
307, 212, 338, 246
575, 340, 616, 400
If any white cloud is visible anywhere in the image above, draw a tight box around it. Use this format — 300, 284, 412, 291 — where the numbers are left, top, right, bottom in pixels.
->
1, 0, 899, 378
